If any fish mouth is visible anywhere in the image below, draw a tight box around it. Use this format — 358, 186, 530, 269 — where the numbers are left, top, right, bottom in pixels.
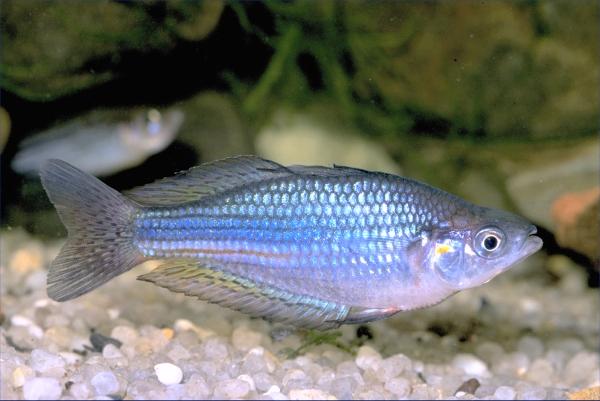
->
523, 235, 543, 255
518, 225, 544, 261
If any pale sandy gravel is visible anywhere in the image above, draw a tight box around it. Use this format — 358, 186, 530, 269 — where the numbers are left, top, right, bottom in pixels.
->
1, 229, 598, 400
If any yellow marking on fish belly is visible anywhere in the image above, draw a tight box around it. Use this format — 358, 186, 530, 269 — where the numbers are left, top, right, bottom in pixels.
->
435, 244, 452, 255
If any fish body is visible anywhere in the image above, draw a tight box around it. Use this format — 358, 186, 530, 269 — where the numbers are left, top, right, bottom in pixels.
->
40, 156, 543, 329
13, 108, 184, 176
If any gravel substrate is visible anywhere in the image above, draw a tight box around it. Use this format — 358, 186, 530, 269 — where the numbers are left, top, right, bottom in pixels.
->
1, 229, 598, 400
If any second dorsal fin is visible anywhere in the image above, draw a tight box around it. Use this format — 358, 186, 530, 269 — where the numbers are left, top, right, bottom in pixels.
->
124, 155, 291, 206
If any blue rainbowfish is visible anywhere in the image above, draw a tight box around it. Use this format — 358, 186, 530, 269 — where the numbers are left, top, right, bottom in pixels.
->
13, 108, 184, 177
40, 156, 543, 329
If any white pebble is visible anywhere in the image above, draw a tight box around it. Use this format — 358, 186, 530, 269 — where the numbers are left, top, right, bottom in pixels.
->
11, 314, 35, 327
69, 382, 92, 399
263, 385, 288, 400
355, 345, 382, 371
565, 351, 599, 385
519, 387, 547, 400
184, 374, 210, 399
165, 383, 185, 399
255, 372, 277, 392
28, 325, 44, 339
237, 374, 256, 391
107, 308, 120, 319
91, 371, 120, 395
264, 385, 282, 394
23, 377, 62, 400
200, 338, 229, 360
33, 299, 50, 308
12, 366, 34, 388
154, 362, 183, 385
329, 377, 353, 399
381, 354, 412, 380
167, 343, 191, 361
30, 349, 65, 373
282, 369, 309, 386
214, 378, 251, 398
102, 344, 124, 359
242, 352, 268, 373
174, 318, 216, 339
174, 318, 196, 331
289, 388, 336, 400
525, 359, 554, 386
384, 377, 411, 397
517, 336, 544, 359
519, 297, 541, 313
110, 325, 139, 345
25, 271, 47, 290
494, 386, 516, 400
452, 353, 490, 377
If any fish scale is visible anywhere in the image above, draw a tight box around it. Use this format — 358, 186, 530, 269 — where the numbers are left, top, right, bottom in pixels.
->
40, 156, 543, 329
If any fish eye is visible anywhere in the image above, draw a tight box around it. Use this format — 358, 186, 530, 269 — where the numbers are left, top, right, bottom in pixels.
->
482, 234, 500, 251
474, 227, 505, 257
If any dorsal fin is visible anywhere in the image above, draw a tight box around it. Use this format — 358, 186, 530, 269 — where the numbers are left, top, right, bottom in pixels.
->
138, 260, 350, 330
287, 164, 373, 177
124, 156, 291, 206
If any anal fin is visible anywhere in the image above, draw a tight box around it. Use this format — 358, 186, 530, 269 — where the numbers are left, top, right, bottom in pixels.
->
138, 260, 350, 330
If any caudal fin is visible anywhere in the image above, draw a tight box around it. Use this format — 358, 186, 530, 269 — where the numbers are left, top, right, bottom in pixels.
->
40, 159, 144, 301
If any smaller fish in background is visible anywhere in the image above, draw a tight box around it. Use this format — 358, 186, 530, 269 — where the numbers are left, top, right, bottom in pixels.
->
11, 107, 184, 177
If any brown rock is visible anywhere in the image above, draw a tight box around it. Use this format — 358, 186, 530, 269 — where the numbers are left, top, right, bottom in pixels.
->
552, 187, 599, 262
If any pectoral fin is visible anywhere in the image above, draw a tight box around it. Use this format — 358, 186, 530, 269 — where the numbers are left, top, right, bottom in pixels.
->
344, 306, 400, 325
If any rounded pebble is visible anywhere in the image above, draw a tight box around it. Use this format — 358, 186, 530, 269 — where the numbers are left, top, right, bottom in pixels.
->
102, 343, 124, 359
518, 336, 545, 359
154, 362, 183, 385
12, 366, 34, 388
381, 354, 412, 380
384, 377, 411, 397
23, 377, 62, 400
494, 385, 516, 400
91, 371, 120, 395
452, 354, 490, 377
520, 386, 547, 400
214, 378, 251, 399
289, 388, 336, 400
237, 374, 256, 391
110, 326, 139, 345
29, 349, 65, 374
355, 345, 382, 371
69, 382, 92, 399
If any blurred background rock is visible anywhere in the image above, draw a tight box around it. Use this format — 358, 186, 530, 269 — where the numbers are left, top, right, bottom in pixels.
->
1, 0, 598, 274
